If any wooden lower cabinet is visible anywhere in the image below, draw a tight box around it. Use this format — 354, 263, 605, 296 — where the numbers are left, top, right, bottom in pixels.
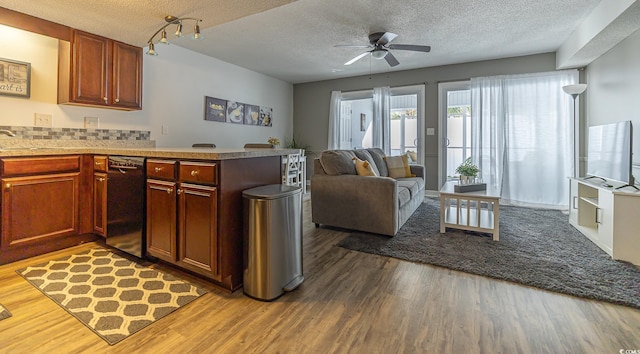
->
93, 172, 107, 236
1, 172, 79, 250
146, 179, 219, 280
178, 183, 219, 279
146, 179, 177, 263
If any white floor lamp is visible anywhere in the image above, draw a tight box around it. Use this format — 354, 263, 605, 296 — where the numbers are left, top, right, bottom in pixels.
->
562, 84, 587, 178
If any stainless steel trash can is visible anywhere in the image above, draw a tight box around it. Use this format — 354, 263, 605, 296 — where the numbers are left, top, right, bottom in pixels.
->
242, 184, 304, 301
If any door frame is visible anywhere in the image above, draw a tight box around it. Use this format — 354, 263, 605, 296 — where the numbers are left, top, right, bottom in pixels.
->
437, 80, 471, 188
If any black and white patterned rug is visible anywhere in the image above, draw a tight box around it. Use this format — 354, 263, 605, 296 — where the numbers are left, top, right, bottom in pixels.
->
18, 248, 207, 345
0, 302, 11, 321
338, 198, 640, 309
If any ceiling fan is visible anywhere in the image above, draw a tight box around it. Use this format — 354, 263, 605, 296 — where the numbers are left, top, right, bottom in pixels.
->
335, 32, 431, 67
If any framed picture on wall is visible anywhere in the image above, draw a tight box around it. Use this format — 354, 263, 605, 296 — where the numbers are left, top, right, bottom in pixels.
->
0, 58, 31, 98
360, 113, 366, 131
204, 96, 226, 122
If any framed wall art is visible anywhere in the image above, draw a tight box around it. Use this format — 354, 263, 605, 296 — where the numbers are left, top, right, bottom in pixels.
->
204, 95, 273, 128
0, 58, 30, 98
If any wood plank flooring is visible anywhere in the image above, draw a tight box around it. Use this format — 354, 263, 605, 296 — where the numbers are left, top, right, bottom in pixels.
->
0, 198, 639, 353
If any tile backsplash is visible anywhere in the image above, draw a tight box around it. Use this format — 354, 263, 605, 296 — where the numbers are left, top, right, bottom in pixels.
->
0, 126, 151, 140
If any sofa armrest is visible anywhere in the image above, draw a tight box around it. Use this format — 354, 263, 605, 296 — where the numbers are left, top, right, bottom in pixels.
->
410, 164, 425, 179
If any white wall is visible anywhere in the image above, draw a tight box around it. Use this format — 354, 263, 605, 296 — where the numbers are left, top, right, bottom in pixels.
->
0, 25, 293, 148
586, 29, 640, 166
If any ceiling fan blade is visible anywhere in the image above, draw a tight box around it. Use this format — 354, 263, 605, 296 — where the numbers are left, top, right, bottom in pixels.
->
344, 52, 370, 66
388, 44, 431, 52
384, 51, 400, 67
377, 32, 398, 46
334, 45, 372, 48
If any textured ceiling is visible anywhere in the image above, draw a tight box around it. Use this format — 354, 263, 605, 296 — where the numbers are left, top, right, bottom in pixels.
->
0, 0, 608, 83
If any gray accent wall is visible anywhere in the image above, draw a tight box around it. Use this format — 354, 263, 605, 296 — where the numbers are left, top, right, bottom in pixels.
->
294, 53, 558, 190
586, 29, 640, 181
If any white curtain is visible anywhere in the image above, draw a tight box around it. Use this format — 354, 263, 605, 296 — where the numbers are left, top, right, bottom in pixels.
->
327, 90, 342, 149
372, 86, 391, 154
471, 70, 578, 208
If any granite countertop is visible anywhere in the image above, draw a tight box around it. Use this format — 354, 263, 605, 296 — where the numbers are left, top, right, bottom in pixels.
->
0, 145, 301, 160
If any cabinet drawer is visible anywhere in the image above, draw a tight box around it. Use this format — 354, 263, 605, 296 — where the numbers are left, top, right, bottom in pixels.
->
94, 156, 108, 172
1, 156, 80, 176
179, 161, 217, 184
147, 159, 176, 180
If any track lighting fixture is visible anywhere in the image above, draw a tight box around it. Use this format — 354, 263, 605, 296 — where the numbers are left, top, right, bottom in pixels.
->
146, 15, 202, 55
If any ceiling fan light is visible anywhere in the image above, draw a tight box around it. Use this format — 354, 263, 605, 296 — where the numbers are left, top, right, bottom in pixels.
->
371, 49, 388, 59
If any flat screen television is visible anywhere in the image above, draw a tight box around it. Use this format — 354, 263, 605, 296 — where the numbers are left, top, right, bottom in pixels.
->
586, 121, 633, 185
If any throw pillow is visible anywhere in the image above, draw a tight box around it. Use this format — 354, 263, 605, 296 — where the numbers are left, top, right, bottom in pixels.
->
352, 157, 378, 177
367, 148, 389, 177
319, 150, 357, 175
384, 155, 414, 178
354, 149, 381, 176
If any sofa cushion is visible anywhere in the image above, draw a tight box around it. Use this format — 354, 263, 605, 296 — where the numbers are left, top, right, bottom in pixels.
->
396, 176, 425, 193
353, 157, 378, 176
367, 148, 389, 177
384, 155, 414, 178
354, 149, 381, 176
397, 186, 412, 208
396, 179, 421, 198
320, 150, 357, 175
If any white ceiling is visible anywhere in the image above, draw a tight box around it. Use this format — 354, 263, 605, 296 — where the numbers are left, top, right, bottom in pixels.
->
0, 0, 621, 84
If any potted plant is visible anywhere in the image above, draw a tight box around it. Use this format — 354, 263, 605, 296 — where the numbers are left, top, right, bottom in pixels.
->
455, 157, 480, 184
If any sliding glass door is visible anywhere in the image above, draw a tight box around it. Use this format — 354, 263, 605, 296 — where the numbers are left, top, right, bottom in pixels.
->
337, 85, 425, 163
438, 81, 471, 186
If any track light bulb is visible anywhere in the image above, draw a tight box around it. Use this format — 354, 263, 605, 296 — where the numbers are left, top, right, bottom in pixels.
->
159, 29, 169, 44
193, 22, 202, 40
175, 22, 183, 37
146, 42, 158, 56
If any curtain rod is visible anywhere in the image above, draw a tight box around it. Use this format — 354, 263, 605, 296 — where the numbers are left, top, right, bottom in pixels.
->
332, 82, 429, 94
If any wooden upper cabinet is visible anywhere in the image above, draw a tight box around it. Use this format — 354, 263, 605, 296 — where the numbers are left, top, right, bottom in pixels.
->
112, 41, 142, 109
59, 30, 142, 110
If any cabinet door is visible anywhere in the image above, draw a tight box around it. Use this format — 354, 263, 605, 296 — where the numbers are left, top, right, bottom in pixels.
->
596, 190, 614, 253
146, 179, 177, 262
568, 179, 578, 225
71, 30, 109, 106
112, 41, 142, 109
1, 173, 79, 250
93, 172, 107, 237
178, 183, 219, 279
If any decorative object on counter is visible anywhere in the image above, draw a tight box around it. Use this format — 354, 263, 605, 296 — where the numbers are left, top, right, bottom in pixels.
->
267, 137, 280, 147
146, 15, 202, 56
0, 57, 30, 98
205, 96, 273, 127
455, 157, 480, 184
17, 247, 207, 345
0, 302, 11, 321
244, 143, 275, 148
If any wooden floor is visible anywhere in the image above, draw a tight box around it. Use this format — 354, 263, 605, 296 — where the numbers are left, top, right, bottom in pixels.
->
1, 198, 639, 353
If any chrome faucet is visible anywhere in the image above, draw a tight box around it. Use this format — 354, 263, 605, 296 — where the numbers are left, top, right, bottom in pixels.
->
0, 129, 16, 137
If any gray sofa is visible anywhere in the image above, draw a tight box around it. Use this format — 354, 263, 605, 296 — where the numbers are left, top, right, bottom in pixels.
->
311, 148, 425, 236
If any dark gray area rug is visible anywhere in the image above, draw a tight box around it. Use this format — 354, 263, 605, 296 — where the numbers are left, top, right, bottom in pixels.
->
338, 198, 640, 309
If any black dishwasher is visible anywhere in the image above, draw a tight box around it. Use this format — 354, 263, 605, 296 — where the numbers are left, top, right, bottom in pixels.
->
106, 156, 146, 258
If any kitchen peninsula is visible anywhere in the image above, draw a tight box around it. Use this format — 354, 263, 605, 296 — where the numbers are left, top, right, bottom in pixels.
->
0, 146, 297, 291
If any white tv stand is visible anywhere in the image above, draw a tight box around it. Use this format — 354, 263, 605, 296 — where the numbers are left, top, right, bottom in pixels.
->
569, 177, 640, 266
